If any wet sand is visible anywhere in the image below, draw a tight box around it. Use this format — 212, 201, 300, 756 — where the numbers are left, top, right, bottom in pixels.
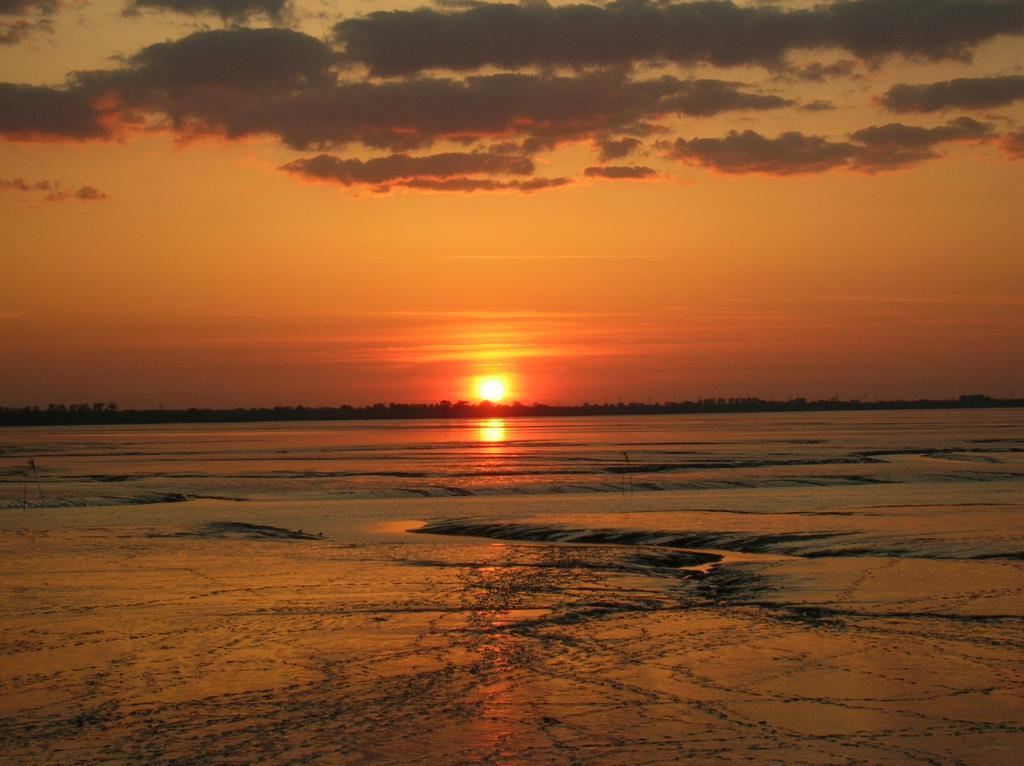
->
1, 497, 1021, 765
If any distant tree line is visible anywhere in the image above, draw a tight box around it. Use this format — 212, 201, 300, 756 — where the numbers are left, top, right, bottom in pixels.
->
0, 395, 1020, 427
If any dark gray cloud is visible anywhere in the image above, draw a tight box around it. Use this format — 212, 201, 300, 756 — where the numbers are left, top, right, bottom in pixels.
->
278, 148, 577, 193
596, 136, 642, 161
281, 150, 534, 185
267, 73, 785, 150
124, 0, 288, 22
827, 0, 1024, 62
1, 21, 1014, 191
672, 131, 859, 175
850, 116, 993, 170
0, 0, 57, 46
162, 71, 655, 149
3, 25, 788, 151
662, 78, 792, 115
0, 83, 109, 139
71, 185, 108, 200
584, 165, 656, 179
850, 116, 992, 146
0, 177, 50, 191
334, 0, 1024, 76
1002, 130, 1024, 158
45, 185, 109, 201
61, 27, 334, 139
380, 176, 571, 193
879, 75, 1024, 113
776, 59, 860, 83
670, 117, 994, 175
51, 31, 787, 150
1, 177, 108, 200
0, 20, 46, 45
117, 27, 333, 90
0, 0, 56, 11
800, 99, 837, 111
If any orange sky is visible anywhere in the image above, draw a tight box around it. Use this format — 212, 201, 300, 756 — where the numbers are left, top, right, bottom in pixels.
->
1, 1, 1022, 407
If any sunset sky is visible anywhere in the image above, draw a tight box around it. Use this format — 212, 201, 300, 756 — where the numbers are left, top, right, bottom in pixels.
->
1, 0, 1022, 407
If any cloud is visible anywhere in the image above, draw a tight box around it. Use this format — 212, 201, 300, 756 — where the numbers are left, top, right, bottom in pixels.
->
380, 176, 571, 193
671, 131, 859, 176
0, 83, 110, 139
775, 60, 860, 83
334, 0, 1024, 75
281, 150, 534, 185
0, 177, 50, 191
123, 0, 288, 22
1, 178, 108, 200
584, 165, 656, 179
1, 21, 1014, 193
596, 136, 642, 161
279, 149, 570, 193
0, 0, 57, 11
800, 99, 837, 112
117, 27, 334, 91
72, 186, 108, 200
1002, 130, 1024, 158
208, 70, 674, 149
849, 116, 993, 170
51, 31, 788, 150
0, 0, 57, 46
879, 75, 1024, 112
661, 78, 792, 116
0, 17, 51, 46
670, 117, 994, 175
850, 117, 992, 147
0, 25, 797, 191
52, 27, 333, 139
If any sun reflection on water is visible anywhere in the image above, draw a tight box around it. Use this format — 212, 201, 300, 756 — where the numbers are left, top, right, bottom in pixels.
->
467, 552, 533, 762
479, 419, 506, 443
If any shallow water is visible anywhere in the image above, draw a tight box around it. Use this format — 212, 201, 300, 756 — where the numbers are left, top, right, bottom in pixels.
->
0, 410, 1022, 763
2, 409, 1022, 504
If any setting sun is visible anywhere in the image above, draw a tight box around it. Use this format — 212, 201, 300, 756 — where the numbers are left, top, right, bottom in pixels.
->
478, 378, 506, 402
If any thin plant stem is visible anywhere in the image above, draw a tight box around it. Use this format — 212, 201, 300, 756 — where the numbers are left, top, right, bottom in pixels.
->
30, 459, 44, 508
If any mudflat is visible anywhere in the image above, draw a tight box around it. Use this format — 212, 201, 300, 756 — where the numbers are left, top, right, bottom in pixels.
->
1, 411, 1022, 763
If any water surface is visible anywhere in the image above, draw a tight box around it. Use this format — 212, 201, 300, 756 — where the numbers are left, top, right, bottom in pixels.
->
1, 410, 1021, 764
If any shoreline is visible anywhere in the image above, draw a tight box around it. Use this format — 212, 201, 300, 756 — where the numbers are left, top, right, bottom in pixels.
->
2, 397, 1022, 428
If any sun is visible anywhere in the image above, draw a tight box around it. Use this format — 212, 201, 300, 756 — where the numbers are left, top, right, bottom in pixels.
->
478, 378, 506, 402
